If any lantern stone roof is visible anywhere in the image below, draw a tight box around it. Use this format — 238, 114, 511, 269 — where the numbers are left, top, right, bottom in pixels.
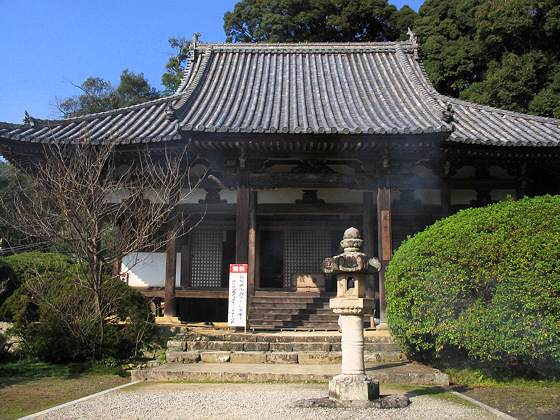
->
1, 37, 560, 149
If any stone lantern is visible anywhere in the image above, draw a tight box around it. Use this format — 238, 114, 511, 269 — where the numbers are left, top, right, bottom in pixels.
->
322, 227, 381, 405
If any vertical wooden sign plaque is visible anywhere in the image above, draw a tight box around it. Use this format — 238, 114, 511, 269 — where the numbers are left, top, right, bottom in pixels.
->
381, 210, 391, 261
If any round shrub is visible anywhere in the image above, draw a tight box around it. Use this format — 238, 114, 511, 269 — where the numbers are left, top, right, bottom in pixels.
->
386, 195, 560, 368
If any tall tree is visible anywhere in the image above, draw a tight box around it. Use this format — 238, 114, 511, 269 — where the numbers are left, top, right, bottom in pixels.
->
223, 0, 416, 43
161, 37, 191, 96
56, 69, 160, 118
415, 0, 560, 117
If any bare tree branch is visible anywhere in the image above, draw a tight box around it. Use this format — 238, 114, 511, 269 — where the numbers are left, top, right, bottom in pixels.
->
1, 137, 203, 355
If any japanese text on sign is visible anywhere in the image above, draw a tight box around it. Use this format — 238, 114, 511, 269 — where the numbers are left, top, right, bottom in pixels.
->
228, 264, 247, 327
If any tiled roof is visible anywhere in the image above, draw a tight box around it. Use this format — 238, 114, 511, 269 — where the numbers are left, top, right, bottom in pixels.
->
172, 42, 448, 136
406, 55, 560, 147
1, 38, 560, 148
0, 96, 183, 145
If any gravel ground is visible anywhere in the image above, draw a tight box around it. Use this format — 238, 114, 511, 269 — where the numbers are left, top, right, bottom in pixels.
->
36, 382, 497, 420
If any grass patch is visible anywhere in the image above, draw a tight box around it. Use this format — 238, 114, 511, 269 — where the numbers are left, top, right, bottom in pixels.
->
427, 361, 560, 419
0, 359, 130, 419
442, 366, 560, 388
425, 355, 560, 387
388, 384, 475, 407
453, 386, 560, 420
0, 359, 126, 378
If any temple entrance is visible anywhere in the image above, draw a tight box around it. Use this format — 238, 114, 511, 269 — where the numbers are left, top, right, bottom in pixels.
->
259, 230, 284, 288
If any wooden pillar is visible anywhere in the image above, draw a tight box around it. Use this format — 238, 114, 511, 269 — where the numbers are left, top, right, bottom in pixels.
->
363, 192, 376, 328
248, 191, 257, 297
164, 219, 177, 318
236, 187, 250, 264
377, 188, 392, 326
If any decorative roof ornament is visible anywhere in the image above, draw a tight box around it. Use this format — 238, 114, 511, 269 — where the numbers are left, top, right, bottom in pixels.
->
192, 32, 201, 45
164, 103, 178, 121
407, 28, 420, 60
189, 32, 202, 63
442, 104, 455, 124
24, 110, 35, 127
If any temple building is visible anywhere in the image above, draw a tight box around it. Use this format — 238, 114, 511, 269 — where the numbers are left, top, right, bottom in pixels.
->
1, 33, 560, 329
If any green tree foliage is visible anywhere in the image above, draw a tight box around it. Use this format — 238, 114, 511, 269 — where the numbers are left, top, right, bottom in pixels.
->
161, 37, 191, 96
57, 69, 160, 118
415, 0, 560, 117
224, 0, 416, 43
385, 196, 560, 371
0, 252, 155, 362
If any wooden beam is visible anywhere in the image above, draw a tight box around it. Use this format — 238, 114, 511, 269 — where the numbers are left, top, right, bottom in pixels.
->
217, 173, 378, 189
248, 190, 257, 297
257, 203, 363, 215
164, 222, 177, 317
236, 187, 250, 263
177, 203, 237, 214
449, 179, 519, 189
377, 188, 392, 325
135, 287, 229, 299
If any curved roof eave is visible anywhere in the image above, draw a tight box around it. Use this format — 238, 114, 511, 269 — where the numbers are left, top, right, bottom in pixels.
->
1, 37, 559, 149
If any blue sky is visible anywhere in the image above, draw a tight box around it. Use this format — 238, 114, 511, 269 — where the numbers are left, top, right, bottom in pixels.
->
0, 0, 423, 124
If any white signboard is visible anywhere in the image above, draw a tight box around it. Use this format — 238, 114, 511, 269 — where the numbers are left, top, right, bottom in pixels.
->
228, 264, 248, 327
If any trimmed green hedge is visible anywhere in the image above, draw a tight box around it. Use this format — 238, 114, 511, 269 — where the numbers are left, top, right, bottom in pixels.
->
386, 195, 560, 368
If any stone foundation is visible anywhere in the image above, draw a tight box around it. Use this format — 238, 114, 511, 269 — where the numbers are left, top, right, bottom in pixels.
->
328, 373, 379, 403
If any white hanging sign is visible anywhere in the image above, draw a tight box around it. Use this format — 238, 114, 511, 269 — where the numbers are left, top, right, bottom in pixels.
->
228, 264, 248, 327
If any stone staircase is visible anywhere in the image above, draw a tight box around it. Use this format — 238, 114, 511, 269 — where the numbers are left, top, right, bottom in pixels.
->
165, 330, 406, 364
248, 292, 339, 330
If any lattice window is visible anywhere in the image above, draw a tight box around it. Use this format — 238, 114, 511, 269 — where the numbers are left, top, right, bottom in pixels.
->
190, 230, 223, 287
284, 231, 331, 288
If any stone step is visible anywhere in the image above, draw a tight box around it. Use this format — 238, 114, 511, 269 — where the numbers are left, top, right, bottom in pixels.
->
132, 362, 450, 386
249, 304, 329, 309
246, 294, 336, 329
247, 321, 338, 329
171, 332, 397, 343
252, 314, 338, 322
251, 296, 330, 301
168, 340, 401, 353
166, 350, 406, 364
249, 302, 331, 309
248, 307, 331, 313
249, 302, 329, 308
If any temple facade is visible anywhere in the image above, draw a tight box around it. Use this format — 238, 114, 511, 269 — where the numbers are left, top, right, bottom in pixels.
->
1, 34, 560, 329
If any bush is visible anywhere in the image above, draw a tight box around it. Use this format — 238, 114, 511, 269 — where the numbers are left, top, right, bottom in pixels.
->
0, 252, 155, 362
0, 258, 17, 309
386, 195, 560, 369
0, 252, 73, 323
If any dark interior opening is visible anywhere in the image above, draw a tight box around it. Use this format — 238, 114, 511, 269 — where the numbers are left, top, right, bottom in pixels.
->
178, 298, 227, 322
259, 230, 284, 288
220, 230, 237, 287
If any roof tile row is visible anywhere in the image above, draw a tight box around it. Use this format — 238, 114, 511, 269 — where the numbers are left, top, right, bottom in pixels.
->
1, 40, 559, 148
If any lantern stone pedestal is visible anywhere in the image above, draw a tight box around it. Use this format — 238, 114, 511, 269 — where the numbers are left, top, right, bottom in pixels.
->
323, 227, 381, 406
